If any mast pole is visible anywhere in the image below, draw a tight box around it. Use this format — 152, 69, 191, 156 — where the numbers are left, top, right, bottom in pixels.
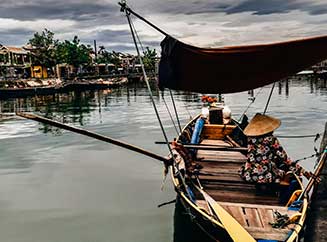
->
119, 1, 170, 37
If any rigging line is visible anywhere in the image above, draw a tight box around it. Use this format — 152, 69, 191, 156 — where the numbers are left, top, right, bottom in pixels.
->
119, 1, 170, 37
162, 93, 179, 135
130, 16, 145, 53
124, 8, 193, 200
125, 11, 173, 156
184, 105, 193, 119
129, 8, 180, 136
169, 89, 182, 133
277, 133, 322, 138
263, 82, 276, 114
129, 8, 179, 136
238, 87, 264, 122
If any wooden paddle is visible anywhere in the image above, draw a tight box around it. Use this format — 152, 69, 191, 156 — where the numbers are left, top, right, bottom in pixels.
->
16, 112, 172, 165
199, 189, 256, 242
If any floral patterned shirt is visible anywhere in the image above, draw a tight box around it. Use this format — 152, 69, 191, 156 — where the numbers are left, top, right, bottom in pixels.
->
239, 134, 304, 184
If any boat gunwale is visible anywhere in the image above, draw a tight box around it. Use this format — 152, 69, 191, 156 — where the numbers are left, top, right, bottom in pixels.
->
170, 114, 309, 242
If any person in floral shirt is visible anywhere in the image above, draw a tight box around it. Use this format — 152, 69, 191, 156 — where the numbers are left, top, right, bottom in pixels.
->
240, 113, 310, 185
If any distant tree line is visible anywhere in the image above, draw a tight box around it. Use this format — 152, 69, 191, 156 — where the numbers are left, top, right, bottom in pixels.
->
26, 29, 158, 75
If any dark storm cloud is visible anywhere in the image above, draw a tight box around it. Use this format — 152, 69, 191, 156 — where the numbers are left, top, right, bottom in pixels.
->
80, 29, 160, 51
0, 1, 124, 25
165, 0, 327, 16
1, 0, 327, 52
0, 28, 35, 46
224, 0, 301, 15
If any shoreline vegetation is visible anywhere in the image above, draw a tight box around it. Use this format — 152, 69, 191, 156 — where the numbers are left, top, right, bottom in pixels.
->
0, 29, 158, 98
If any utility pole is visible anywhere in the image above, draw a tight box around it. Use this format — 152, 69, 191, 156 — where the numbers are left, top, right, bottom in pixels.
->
94, 40, 99, 76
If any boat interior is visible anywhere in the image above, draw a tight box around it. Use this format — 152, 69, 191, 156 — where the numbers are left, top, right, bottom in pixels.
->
181, 122, 300, 241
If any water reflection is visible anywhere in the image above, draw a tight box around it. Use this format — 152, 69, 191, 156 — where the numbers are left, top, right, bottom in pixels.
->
0, 77, 326, 242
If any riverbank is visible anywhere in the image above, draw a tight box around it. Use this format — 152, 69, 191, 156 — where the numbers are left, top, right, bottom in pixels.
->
0, 76, 132, 99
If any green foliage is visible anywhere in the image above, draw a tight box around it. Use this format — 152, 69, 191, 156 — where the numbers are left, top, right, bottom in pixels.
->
97, 46, 122, 66
56, 36, 92, 67
28, 29, 58, 67
142, 47, 157, 71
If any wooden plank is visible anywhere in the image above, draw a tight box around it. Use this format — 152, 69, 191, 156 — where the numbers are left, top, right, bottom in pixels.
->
218, 202, 292, 211
207, 189, 280, 206
199, 157, 245, 163
201, 124, 236, 140
258, 208, 274, 228
202, 182, 256, 192
197, 150, 246, 159
200, 139, 232, 147
244, 208, 263, 228
225, 205, 248, 227
245, 227, 289, 241
199, 173, 245, 183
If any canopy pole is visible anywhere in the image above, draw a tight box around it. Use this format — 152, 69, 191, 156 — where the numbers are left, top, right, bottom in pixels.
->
263, 83, 276, 114
169, 89, 182, 133
119, 1, 170, 37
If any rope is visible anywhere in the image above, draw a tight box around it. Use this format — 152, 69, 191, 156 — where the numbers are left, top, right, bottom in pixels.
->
125, 10, 173, 157
131, 13, 180, 134
238, 87, 264, 122
263, 82, 276, 114
130, 18, 145, 53
162, 94, 179, 135
124, 8, 192, 200
169, 89, 182, 133
157, 199, 176, 208
119, 1, 170, 37
293, 152, 321, 163
277, 133, 322, 139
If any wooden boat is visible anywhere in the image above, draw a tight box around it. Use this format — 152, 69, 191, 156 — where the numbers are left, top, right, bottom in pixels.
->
0, 79, 62, 99
114, 3, 327, 241
169, 113, 326, 242
16, 3, 327, 241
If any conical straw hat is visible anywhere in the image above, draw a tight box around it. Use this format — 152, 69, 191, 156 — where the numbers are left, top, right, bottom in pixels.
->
243, 113, 281, 136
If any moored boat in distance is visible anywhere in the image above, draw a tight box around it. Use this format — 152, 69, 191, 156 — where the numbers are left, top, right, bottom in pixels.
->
0, 77, 129, 99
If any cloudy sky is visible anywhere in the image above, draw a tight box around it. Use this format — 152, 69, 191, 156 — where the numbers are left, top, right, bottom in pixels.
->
1, 0, 327, 53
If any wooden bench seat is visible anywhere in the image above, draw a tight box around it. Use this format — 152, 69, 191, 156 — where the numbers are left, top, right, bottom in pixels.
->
195, 139, 280, 205
196, 200, 296, 241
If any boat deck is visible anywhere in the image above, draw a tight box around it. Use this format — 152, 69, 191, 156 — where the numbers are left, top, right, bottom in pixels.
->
196, 200, 297, 241
196, 139, 281, 206
195, 139, 297, 241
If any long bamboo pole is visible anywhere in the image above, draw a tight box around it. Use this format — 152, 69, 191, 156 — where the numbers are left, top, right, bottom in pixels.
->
155, 142, 247, 152
298, 146, 327, 201
16, 112, 171, 165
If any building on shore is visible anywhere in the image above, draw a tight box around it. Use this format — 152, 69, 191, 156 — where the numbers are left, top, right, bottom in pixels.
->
0, 44, 32, 79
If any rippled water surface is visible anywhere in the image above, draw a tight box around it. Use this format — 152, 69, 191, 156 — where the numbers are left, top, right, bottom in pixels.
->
0, 77, 326, 242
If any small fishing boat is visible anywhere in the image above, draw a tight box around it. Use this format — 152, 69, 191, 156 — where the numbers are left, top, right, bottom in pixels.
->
117, 2, 327, 241
167, 111, 326, 242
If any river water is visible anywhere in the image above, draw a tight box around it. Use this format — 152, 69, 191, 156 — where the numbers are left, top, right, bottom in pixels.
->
0, 77, 326, 242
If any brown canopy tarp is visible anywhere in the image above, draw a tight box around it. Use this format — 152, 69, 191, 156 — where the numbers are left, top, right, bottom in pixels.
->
158, 35, 327, 93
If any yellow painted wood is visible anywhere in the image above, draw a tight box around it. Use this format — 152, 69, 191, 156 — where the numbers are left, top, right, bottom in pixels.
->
201, 190, 257, 242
